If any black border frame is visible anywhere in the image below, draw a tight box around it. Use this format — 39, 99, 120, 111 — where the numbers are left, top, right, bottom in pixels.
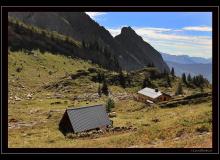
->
1, 6, 219, 154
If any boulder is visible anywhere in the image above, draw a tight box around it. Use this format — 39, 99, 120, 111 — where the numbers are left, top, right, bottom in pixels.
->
109, 112, 116, 118
15, 96, 22, 101
27, 93, 32, 99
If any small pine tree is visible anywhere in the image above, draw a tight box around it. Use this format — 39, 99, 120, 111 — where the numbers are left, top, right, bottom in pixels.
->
182, 73, 187, 84
102, 80, 109, 96
175, 81, 183, 95
106, 98, 115, 113
171, 67, 175, 77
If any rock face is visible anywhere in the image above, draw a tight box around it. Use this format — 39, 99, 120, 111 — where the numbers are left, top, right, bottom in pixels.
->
115, 27, 170, 72
8, 12, 169, 72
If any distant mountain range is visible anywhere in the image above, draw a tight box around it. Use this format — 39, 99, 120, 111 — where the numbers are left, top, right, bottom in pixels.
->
161, 52, 212, 82
8, 12, 169, 72
161, 52, 212, 64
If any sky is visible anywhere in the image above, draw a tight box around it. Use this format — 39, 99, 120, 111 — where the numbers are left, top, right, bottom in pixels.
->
85, 12, 212, 59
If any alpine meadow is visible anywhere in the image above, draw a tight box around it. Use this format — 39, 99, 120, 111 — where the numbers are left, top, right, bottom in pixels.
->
8, 12, 212, 148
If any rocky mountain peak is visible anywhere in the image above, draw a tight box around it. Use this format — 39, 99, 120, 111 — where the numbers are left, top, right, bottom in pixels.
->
120, 26, 142, 40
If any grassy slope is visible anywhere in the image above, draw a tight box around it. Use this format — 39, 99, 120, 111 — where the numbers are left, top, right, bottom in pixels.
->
8, 50, 212, 148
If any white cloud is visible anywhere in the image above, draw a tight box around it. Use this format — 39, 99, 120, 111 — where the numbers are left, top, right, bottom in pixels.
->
182, 26, 212, 32
85, 12, 106, 20
107, 28, 121, 37
106, 26, 212, 58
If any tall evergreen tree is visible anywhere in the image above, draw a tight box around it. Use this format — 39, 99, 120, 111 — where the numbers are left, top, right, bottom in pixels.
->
171, 67, 175, 77
102, 79, 109, 96
182, 73, 187, 84
119, 70, 126, 88
187, 74, 192, 82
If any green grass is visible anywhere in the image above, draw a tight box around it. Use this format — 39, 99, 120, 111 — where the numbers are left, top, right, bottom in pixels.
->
8, 50, 212, 148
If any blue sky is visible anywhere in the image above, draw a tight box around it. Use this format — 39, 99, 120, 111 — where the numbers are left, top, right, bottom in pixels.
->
86, 12, 212, 58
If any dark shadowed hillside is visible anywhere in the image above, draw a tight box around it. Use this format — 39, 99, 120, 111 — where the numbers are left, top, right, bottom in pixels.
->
8, 12, 169, 72
8, 18, 121, 71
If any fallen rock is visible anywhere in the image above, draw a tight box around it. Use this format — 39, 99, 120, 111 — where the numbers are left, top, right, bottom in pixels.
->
53, 93, 64, 99
152, 118, 160, 123
9, 118, 18, 123
15, 96, 22, 101
27, 93, 33, 99
30, 109, 40, 114
109, 112, 117, 118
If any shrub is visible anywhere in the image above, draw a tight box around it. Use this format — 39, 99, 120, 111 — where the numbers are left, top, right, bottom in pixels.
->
175, 81, 183, 95
196, 125, 209, 133
106, 98, 115, 113
48, 71, 53, 75
98, 84, 102, 97
16, 67, 22, 73
88, 67, 97, 73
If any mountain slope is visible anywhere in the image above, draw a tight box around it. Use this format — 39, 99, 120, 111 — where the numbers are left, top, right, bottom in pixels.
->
8, 50, 212, 148
8, 18, 121, 71
8, 12, 169, 72
115, 27, 170, 72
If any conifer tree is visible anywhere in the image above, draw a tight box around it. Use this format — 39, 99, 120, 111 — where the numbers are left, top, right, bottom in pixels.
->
175, 81, 183, 95
102, 79, 109, 96
171, 67, 175, 77
187, 74, 192, 82
119, 70, 126, 88
182, 73, 187, 84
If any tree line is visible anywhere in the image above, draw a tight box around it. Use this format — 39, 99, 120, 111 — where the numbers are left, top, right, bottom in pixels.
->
82, 40, 121, 72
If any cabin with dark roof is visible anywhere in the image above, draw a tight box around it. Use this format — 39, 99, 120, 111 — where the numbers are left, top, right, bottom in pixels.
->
59, 104, 111, 134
